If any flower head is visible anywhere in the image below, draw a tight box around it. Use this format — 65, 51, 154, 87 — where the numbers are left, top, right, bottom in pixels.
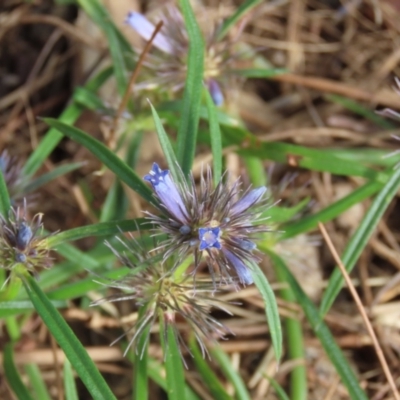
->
126, 5, 250, 105
92, 237, 233, 358
144, 163, 269, 285
0, 201, 51, 274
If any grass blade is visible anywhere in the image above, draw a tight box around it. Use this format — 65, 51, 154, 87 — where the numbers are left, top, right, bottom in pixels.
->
22, 275, 117, 400
149, 102, 180, 181
64, 358, 79, 400
217, 0, 263, 40
25, 363, 52, 400
176, 0, 204, 176
251, 263, 282, 362
320, 166, 400, 316
204, 88, 223, 185
266, 250, 368, 400
3, 343, 35, 400
43, 118, 156, 206
0, 169, 11, 218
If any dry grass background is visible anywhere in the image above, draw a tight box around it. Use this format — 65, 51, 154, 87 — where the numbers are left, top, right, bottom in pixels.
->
1, 0, 400, 399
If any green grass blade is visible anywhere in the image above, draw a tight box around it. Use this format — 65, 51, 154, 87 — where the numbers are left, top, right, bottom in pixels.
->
43, 118, 156, 206
204, 88, 223, 185
64, 358, 79, 400
211, 344, 251, 400
233, 68, 287, 78
267, 377, 291, 400
164, 325, 186, 400
0, 169, 11, 218
217, 0, 263, 40
176, 0, 204, 176
25, 363, 52, 400
189, 337, 231, 400
23, 67, 112, 177
281, 180, 382, 239
22, 275, 117, 400
24, 162, 83, 194
149, 103, 180, 181
47, 218, 145, 247
266, 250, 368, 400
251, 263, 282, 362
3, 344, 35, 400
320, 166, 400, 316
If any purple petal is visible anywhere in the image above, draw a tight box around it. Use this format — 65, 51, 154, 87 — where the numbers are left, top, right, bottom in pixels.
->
199, 227, 222, 251
231, 187, 267, 216
207, 79, 224, 106
16, 222, 32, 251
125, 12, 174, 54
144, 163, 189, 223
222, 248, 253, 285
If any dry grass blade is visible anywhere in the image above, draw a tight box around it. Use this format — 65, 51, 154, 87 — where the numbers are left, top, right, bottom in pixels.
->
109, 20, 164, 147
318, 222, 400, 400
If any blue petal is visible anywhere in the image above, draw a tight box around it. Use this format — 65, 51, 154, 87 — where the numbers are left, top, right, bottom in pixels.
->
125, 12, 174, 54
199, 227, 221, 251
231, 187, 266, 216
144, 163, 189, 223
222, 248, 253, 285
16, 222, 32, 251
207, 79, 224, 106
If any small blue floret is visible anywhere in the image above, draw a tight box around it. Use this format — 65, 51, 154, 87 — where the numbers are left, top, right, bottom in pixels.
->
199, 227, 222, 251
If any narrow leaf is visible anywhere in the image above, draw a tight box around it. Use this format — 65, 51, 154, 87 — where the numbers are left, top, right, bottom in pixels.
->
320, 166, 400, 315
204, 88, 223, 185
176, 0, 204, 176
3, 343, 35, 400
22, 275, 117, 400
43, 118, 156, 207
149, 102, 180, 181
0, 168, 11, 218
251, 263, 282, 361
217, 0, 263, 40
25, 364, 52, 400
267, 250, 368, 400
64, 359, 79, 400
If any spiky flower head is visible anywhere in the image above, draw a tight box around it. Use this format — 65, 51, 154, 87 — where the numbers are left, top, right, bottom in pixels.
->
144, 163, 269, 286
126, 4, 250, 105
92, 237, 233, 358
0, 201, 51, 274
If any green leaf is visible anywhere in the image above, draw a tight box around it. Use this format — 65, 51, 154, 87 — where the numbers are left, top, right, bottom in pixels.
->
64, 359, 79, 400
211, 344, 251, 400
266, 250, 368, 400
176, 0, 204, 176
47, 218, 145, 247
23, 67, 113, 177
3, 343, 35, 400
267, 377, 291, 400
320, 166, 400, 315
42, 118, 156, 207
189, 338, 231, 400
164, 325, 186, 400
251, 263, 282, 361
24, 162, 83, 194
233, 68, 287, 78
266, 198, 310, 225
217, 0, 264, 40
149, 102, 180, 181
204, 88, 223, 185
281, 180, 383, 239
0, 168, 11, 218
22, 275, 117, 400
25, 364, 52, 400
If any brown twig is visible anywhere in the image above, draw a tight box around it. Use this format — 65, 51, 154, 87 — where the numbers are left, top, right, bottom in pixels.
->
109, 20, 164, 147
318, 222, 400, 400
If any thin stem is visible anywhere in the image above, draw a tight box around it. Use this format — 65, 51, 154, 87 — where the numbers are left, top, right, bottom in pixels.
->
318, 222, 400, 400
109, 21, 164, 147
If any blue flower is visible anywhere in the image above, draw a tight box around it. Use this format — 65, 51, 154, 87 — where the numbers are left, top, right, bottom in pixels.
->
144, 163, 269, 286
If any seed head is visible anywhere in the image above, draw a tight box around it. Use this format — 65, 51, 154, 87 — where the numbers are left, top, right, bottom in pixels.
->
144, 163, 269, 285
92, 237, 233, 358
